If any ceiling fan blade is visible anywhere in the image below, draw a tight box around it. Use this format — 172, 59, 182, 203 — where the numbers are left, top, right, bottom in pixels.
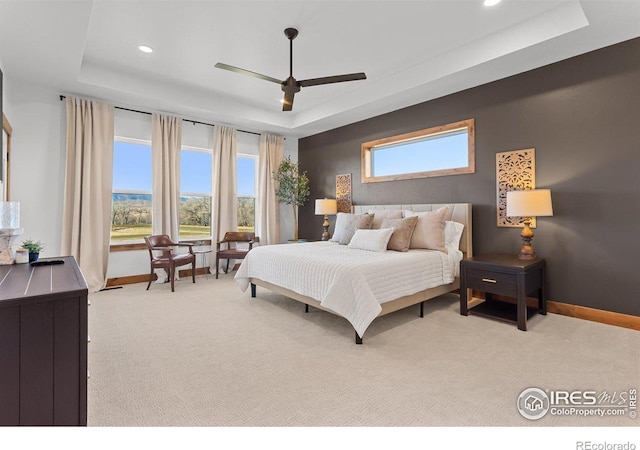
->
282, 90, 295, 112
299, 72, 367, 87
214, 62, 282, 84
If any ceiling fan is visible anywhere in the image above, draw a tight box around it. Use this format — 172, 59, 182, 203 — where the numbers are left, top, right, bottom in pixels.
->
215, 27, 367, 112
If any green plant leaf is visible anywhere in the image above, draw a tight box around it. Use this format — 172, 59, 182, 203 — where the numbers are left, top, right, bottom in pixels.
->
21, 239, 45, 252
272, 156, 310, 206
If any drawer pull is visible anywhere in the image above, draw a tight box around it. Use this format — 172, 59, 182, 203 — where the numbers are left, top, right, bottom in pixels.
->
481, 278, 497, 283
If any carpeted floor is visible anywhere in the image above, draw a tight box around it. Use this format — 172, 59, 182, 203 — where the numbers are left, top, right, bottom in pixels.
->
87, 272, 640, 427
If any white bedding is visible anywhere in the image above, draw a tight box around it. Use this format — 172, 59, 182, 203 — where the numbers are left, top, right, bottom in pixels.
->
235, 241, 462, 336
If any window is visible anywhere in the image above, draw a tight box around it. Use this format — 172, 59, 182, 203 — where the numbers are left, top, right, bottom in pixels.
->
112, 140, 257, 242
237, 155, 257, 232
179, 149, 257, 238
180, 147, 212, 238
361, 119, 475, 183
111, 138, 153, 242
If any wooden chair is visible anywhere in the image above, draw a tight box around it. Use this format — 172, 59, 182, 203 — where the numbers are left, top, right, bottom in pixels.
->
215, 232, 257, 279
144, 235, 196, 292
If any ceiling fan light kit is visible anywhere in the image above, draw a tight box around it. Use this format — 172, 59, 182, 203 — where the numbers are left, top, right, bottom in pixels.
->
215, 27, 367, 111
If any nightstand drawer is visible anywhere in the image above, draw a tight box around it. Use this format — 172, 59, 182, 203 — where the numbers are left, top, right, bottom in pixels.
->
465, 268, 517, 296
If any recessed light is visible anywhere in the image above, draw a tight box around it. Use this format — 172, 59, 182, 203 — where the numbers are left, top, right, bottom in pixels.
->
484, 0, 501, 6
138, 45, 153, 53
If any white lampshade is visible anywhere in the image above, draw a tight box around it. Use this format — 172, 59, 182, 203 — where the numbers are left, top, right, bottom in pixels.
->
315, 199, 338, 215
0, 202, 20, 229
506, 189, 553, 217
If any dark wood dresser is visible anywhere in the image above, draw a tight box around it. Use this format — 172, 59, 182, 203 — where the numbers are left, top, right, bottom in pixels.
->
0, 256, 88, 426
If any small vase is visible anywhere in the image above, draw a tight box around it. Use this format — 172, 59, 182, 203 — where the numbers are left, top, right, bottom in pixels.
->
29, 252, 39, 263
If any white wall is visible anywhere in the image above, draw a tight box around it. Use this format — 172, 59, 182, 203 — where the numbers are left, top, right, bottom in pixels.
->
4, 77, 66, 258
1, 55, 5, 201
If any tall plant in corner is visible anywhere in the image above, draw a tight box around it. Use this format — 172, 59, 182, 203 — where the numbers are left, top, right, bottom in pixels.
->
273, 156, 310, 241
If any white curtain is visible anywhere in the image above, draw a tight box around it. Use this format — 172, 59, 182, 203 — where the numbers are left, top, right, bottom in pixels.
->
151, 113, 182, 240
257, 133, 283, 245
211, 125, 238, 271
61, 97, 114, 292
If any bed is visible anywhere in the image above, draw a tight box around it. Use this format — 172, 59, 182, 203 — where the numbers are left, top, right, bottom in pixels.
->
235, 203, 472, 344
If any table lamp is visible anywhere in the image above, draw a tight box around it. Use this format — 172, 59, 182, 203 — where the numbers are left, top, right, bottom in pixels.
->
315, 198, 338, 241
506, 189, 553, 260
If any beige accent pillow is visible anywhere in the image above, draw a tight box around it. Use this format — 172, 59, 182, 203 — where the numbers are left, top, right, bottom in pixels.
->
380, 216, 419, 252
404, 206, 449, 252
367, 209, 403, 229
331, 213, 374, 245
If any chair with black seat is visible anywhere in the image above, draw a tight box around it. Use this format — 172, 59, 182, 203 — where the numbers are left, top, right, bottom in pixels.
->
215, 232, 256, 279
144, 235, 196, 292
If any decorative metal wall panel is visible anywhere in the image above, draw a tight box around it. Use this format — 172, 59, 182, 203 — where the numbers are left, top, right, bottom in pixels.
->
336, 173, 352, 213
496, 148, 536, 227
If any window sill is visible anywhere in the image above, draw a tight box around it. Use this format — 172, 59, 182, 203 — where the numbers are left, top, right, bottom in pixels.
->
110, 243, 147, 252
109, 239, 213, 253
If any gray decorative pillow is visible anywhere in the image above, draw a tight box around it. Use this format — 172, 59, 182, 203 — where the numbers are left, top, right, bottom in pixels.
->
331, 213, 374, 245
366, 209, 403, 229
380, 216, 419, 252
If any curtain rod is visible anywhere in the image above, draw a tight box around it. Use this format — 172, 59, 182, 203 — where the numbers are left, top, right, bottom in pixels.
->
58, 95, 265, 137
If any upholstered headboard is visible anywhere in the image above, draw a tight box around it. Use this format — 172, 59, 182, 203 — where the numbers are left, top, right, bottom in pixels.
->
353, 203, 473, 257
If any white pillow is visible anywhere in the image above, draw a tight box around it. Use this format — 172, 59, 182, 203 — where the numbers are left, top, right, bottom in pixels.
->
347, 228, 395, 252
444, 221, 464, 252
404, 206, 449, 252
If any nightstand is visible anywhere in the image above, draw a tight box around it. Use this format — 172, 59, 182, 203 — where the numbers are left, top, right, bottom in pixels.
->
459, 254, 546, 331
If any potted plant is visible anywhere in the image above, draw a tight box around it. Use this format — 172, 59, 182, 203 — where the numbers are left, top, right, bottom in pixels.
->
273, 156, 310, 242
21, 239, 45, 262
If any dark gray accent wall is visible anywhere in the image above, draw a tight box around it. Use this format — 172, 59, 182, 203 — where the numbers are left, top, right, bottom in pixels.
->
299, 38, 640, 317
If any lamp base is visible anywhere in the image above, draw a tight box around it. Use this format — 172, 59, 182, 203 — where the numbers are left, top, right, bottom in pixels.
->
0, 228, 23, 265
517, 218, 536, 260
321, 215, 330, 241
517, 245, 536, 260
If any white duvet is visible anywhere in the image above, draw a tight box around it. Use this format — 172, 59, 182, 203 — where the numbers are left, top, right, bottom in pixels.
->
235, 241, 462, 336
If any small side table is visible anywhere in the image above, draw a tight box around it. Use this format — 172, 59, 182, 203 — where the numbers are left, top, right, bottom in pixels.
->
193, 246, 212, 278
459, 254, 546, 331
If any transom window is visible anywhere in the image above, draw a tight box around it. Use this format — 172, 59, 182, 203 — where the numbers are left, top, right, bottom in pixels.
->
361, 119, 475, 183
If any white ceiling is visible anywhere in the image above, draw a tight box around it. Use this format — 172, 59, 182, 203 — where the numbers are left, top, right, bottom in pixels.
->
0, 1, 638, 138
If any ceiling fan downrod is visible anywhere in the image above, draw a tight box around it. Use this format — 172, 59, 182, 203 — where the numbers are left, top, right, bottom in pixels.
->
284, 27, 298, 78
